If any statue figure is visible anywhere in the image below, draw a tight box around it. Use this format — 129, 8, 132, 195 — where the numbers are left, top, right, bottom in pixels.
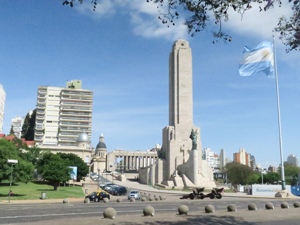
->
189, 129, 197, 150
157, 147, 166, 160
170, 128, 175, 140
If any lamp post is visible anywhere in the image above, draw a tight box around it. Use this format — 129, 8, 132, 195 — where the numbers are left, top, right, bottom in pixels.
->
97, 168, 100, 190
7, 159, 18, 203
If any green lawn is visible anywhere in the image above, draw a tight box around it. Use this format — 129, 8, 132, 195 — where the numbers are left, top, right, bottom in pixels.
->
0, 181, 85, 200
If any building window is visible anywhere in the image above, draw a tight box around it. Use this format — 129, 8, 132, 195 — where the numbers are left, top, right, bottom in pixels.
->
85, 156, 89, 163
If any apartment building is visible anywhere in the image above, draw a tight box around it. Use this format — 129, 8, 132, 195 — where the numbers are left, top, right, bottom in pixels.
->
268, 165, 277, 173
203, 148, 220, 171
286, 154, 299, 167
11, 116, 24, 138
0, 83, 6, 133
233, 148, 250, 167
34, 80, 93, 147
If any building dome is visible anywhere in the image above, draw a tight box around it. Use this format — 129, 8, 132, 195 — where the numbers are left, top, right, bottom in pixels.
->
77, 131, 89, 142
96, 133, 106, 149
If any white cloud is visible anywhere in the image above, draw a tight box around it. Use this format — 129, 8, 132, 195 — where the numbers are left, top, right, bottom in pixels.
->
223, 3, 292, 40
76, 0, 188, 40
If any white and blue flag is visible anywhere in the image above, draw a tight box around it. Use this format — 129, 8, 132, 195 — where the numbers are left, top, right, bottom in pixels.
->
239, 41, 275, 78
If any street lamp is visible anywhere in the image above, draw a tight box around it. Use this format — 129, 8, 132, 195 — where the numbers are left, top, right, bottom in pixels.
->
7, 159, 18, 203
97, 168, 100, 190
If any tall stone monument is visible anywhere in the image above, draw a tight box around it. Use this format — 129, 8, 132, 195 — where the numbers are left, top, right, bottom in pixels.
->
139, 39, 215, 188
161, 40, 215, 188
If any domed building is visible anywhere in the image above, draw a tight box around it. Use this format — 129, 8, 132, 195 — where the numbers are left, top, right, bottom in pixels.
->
91, 134, 107, 173
38, 131, 93, 165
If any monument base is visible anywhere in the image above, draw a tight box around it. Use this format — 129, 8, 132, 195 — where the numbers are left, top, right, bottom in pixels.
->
275, 190, 293, 198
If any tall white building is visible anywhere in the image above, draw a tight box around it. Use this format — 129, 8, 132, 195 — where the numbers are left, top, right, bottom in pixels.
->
219, 149, 226, 170
203, 148, 220, 171
34, 80, 93, 147
11, 116, 24, 138
0, 84, 6, 133
287, 154, 299, 167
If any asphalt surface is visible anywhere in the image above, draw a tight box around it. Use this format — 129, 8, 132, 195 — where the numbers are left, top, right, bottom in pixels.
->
1, 194, 300, 224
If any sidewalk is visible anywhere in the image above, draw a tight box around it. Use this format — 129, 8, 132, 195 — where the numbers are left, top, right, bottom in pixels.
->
2, 176, 299, 204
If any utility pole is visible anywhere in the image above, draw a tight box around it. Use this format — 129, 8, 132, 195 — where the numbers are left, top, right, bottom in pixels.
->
7, 159, 18, 203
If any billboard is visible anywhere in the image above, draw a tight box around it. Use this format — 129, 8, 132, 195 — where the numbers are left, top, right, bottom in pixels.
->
252, 184, 291, 196
68, 166, 77, 180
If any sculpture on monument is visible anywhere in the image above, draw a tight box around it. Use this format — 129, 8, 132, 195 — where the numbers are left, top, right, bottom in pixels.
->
189, 129, 198, 150
157, 146, 166, 160
138, 39, 215, 188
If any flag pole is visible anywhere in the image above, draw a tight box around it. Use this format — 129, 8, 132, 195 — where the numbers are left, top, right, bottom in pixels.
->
273, 31, 286, 190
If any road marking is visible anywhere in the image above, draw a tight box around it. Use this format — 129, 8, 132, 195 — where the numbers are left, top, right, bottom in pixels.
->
0, 208, 177, 219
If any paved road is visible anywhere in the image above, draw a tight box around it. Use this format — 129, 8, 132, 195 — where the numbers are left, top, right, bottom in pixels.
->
1, 194, 299, 224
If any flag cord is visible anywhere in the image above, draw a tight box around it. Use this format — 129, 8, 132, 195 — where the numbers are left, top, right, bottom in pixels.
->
273, 32, 286, 190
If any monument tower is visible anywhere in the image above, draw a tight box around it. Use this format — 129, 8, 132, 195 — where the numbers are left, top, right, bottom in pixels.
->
161, 40, 214, 188
139, 40, 215, 188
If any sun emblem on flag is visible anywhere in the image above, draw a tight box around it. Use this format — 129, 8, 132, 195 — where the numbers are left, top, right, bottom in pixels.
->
261, 49, 270, 59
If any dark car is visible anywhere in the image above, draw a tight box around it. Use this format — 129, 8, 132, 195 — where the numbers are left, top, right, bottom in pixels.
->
85, 191, 110, 202
111, 186, 127, 196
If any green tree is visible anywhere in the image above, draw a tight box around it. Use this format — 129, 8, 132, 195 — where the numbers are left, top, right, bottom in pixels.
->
57, 153, 89, 181
19, 146, 42, 167
225, 162, 254, 185
9, 125, 14, 136
0, 138, 35, 183
21, 109, 36, 141
278, 162, 300, 185
37, 153, 72, 190
261, 172, 281, 184
13, 160, 35, 184
246, 173, 260, 184
62, 0, 300, 52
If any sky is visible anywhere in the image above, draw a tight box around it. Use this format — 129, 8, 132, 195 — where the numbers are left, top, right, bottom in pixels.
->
0, 1, 299, 169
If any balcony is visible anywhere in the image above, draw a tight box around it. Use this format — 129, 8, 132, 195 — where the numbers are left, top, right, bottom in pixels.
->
60, 112, 92, 118
37, 105, 45, 109
36, 116, 44, 120
36, 110, 45, 114
59, 132, 78, 136
60, 117, 91, 122
61, 96, 93, 102
61, 101, 92, 106
61, 91, 93, 96
35, 132, 43, 136
38, 95, 46, 98
36, 125, 44, 130
60, 127, 92, 132
60, 107, 92, 112
58, 138, 77, 142
38, 90, 47, 94
35, 136, 43, 140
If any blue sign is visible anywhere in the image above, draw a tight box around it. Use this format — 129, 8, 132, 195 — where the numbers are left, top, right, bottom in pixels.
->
68, 166, 77, 180
291, 186, 300, 196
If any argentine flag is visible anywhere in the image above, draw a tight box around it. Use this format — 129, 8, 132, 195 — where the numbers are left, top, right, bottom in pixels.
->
239, 41, 275, 78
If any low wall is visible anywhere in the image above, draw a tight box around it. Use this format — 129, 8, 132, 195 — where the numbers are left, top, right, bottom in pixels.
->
252, 184, 291, 196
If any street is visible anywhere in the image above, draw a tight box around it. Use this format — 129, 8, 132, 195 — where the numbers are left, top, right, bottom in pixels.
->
1, 194, 300, 225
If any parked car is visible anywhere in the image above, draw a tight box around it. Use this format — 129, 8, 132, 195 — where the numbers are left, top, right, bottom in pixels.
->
104, 184, 117, 192
111, 186, 127, 196
128, 190, 140, 200
106, 184, 118, 193
85, 191, 110, 202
